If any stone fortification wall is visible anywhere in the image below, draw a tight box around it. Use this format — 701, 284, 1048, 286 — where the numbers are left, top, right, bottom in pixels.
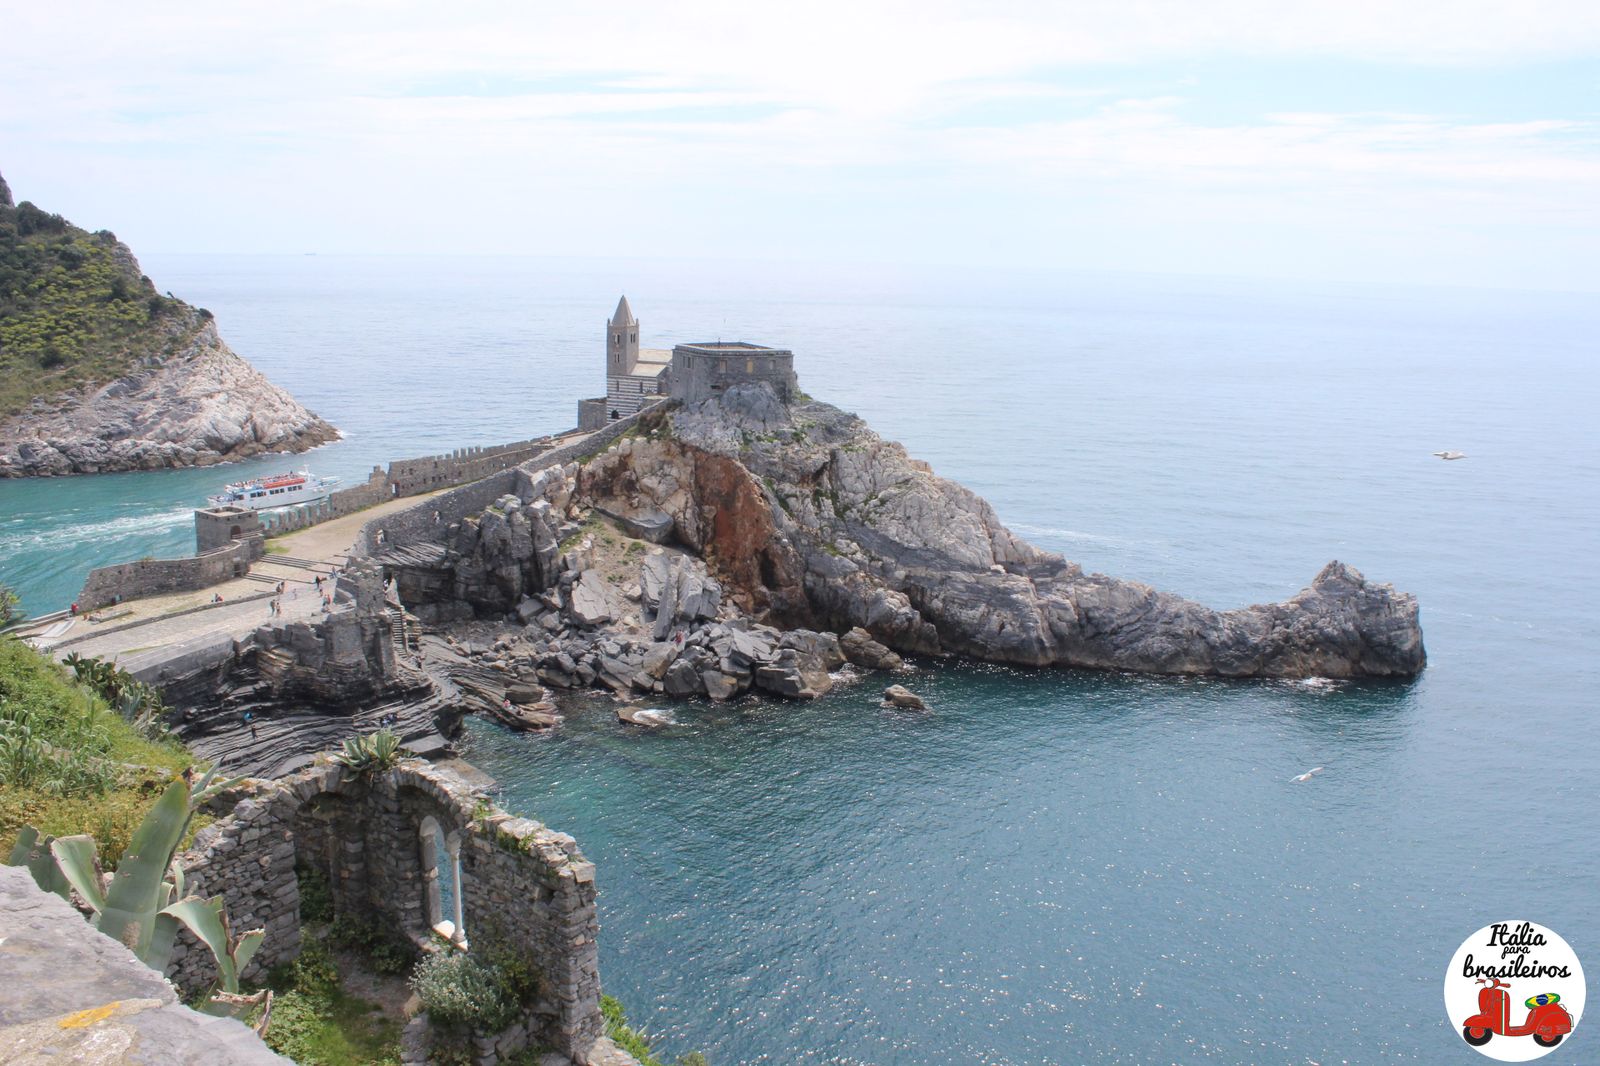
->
385, 437, 554, 497
355, 404, 663, 558
76, 535, 264, 611
577, 397, 607, 432
257, 468, 389, 536
164, 760, 611, 1064
76, 413, 660, 614
361, 468, 522, 555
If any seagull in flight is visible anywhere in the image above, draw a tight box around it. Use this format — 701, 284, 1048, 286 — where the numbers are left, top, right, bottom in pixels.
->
1432, 451, 1467, 460
1291, 767, 1326, 782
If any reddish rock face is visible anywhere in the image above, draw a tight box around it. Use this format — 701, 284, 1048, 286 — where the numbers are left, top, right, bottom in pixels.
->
579, 439, 811, 625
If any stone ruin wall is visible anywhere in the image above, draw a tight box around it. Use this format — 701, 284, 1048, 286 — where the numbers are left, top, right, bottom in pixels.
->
75, 535, 264, 611
166, 760, 609, 1064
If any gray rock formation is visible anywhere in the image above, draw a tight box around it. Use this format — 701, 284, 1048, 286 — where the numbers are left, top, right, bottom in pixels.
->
567, 570, 618, 627
580, 384, 1426, 679
381, 383, 1424, 696
0, 314, 338, 477
883, 684, 928, 710
0, 866, 288, 1064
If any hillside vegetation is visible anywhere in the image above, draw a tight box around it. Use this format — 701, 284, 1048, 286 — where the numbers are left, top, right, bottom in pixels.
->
0, 169, 198, 418
0, 635, 195, 865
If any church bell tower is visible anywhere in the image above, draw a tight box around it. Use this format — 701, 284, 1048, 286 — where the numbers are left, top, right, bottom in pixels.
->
607, 295, 639, 377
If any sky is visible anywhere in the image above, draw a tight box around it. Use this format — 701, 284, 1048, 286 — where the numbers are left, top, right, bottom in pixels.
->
2, 1, 1598, 290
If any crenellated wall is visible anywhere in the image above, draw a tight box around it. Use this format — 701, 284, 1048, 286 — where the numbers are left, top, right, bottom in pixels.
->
355, 403, 664, 559
74, 408, 664, 620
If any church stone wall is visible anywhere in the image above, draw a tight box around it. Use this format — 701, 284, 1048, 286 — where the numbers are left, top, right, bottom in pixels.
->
670, 343, 797, 405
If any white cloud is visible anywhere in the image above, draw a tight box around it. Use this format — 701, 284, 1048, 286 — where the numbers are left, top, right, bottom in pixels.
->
3, 2, 1599, 287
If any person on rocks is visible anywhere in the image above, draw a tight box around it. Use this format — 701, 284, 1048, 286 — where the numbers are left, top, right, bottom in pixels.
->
243, 710, 257, 738
70, 602, 78, 616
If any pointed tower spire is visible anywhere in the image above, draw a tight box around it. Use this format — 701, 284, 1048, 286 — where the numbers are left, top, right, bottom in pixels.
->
611, 294, 635, 326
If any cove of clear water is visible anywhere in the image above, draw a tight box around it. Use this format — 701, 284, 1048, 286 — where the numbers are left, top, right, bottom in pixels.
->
1, 256, 1596, 1063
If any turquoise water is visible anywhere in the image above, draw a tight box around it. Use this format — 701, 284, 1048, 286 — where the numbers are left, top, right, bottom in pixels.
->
2, 258, 1597, 1062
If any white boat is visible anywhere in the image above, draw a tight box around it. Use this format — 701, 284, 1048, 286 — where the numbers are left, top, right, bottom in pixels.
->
207, 469, 341, 510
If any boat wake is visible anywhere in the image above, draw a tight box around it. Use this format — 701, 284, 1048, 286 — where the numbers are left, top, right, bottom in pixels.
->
0, 506, 194, 555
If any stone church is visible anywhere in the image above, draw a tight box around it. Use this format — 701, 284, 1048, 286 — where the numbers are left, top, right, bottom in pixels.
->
578, 296, 800, 430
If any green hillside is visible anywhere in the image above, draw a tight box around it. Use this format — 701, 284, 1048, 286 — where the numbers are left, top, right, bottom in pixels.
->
0, 170, 198, 418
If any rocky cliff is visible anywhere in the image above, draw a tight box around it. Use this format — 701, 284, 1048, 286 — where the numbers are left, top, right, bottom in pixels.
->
0, 169, 337, 476
384, 385, 1425, 682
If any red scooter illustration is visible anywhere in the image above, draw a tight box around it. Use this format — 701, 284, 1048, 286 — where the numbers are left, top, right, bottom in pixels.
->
1462, 977, 1573, 1049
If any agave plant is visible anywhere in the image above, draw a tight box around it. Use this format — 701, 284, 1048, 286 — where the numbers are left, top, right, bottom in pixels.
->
4, 767, 264, 1002
331, 728, 405, 774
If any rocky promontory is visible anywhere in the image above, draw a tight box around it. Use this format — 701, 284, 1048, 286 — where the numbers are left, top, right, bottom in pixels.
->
378, 384, 1425, 685
0, 170, 337, 476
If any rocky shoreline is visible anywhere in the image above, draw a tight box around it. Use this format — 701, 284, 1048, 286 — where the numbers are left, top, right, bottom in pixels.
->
0, 312, 338, 476
385, 384, 1425, 680
0, 171, 337, 477
156, 383, 1424, 774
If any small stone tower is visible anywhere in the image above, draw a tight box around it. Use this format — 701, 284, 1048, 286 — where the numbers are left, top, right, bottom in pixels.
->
606, 295, 639, 377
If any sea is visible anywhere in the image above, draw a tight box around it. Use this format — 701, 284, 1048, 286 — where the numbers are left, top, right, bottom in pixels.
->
1, 255, 1596, 1064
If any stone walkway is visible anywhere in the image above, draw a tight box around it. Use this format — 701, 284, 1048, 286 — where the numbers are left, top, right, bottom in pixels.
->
27, 490, 441, 668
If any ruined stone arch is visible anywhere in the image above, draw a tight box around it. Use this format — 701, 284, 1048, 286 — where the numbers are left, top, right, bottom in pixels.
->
174, 762, 608, 1060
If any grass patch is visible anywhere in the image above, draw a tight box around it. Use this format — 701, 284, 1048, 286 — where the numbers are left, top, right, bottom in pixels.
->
260, 937, 402, 1066
0, 638, 194, 864
263, 986, 401, 1066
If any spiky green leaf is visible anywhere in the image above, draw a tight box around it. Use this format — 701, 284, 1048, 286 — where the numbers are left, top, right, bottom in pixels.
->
7, 827, 71, 900
49, 835, 107, 913
161, 895, 239, 992
97, 779, 190, 957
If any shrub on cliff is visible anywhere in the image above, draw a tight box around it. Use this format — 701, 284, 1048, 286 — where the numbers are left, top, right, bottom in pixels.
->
330, 728, 406, 774
0, 190, 190, 417
0, 582, 21, 628
410, 950, 518, 1034
601, 994, 709, 1066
